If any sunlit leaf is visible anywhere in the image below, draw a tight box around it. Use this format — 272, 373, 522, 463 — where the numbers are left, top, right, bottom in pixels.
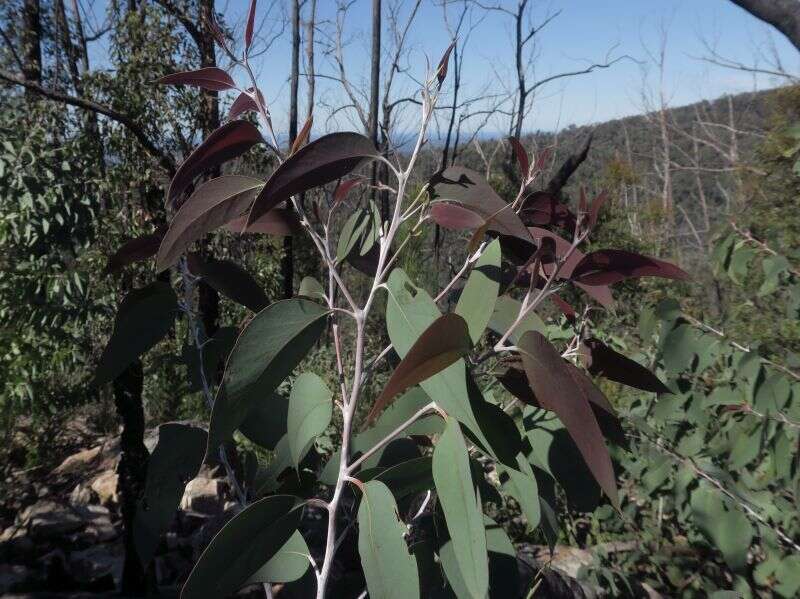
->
429, 166, 532, 244
432, 417, 488, 599
456, 238, 501, 344
358, 481, 420, 599
508, 137, 529, 178
287, 372, 332, 469
367, 313, 471, 424
691, 485, 753, 572
439, 516, 519, 599
158, 67, 236, 91
247, 530, 310, 584
385, 269, 490, 451
167, 122, 263, 207
207, 299, 329, 458
518, 331, 618, 507
158, 175, 264, 270
247, 132, 380, 227
429, 202, 485, 231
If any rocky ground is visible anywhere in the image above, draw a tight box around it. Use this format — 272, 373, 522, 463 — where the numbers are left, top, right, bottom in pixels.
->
0, 420, 639, 598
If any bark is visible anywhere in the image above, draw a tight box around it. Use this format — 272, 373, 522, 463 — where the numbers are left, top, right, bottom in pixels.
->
55, 0, 106, 172
305, 0, 317, 121
369, 0, 381, 208
282, 0, 302, 299
21, 0, 42, 102
729, 0, 800, 52
112, 360, 150, 596
545, 133, 594, 198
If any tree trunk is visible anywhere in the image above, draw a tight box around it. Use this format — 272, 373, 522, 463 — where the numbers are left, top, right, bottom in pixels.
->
369, 0, 382, 211
113, 360, 150, 596
282, 0, 301, 300
21, 0, 42, 102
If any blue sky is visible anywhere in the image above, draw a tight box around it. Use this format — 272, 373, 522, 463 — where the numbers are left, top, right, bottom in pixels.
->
88, 0, 799, 135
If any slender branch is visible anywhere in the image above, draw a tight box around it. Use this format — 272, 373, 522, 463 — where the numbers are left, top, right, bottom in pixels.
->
347, 402, 437, 474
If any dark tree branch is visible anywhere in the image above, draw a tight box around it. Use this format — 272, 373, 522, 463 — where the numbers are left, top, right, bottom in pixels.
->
729, 0, 800, 52
0, 69, 176, 174
545, 132, 593, 197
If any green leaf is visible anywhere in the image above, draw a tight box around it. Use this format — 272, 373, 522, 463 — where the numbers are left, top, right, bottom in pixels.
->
247, 530, 310, 584
456, 238, 501, 344
357, 480, 420, 599
518, 331, 618, 508
181, 495, 302, 599
500, 458, 541, 531
754, 373, 790, 413
207, 299, 329, 458
487, 295, 545, 345
134, 423, 207, 567
189, 256, 268, 312
372, 457, 434, 499
439, 516, 519, 599
287, 372, 333, 469
661, 324, 698, 374
321, 388, 442, 484
94, 282, 178, 386
337, 201, 382, 263
385, 269, 490, 450
239, 394, 288, 451
728, 246, 757, 285
432, 417, 488, 599
758, 255, 790, 297
691, 485, 753, 572
367, 313, 471, 424
298, 276, 326, 301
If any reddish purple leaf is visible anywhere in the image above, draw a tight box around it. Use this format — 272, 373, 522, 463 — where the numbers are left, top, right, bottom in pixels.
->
508, 137, 530, 178
167, 121, 263, 207
333, 179, 362, 205
105, 227, 165, 274
571, 250, 690, 286
580, 338, 670, 395
158, 67, 237, 92
519, 191, 577, 232
430, 166, 533, 245
497, 362, 624, 447
430, 202, 485, 230
228, 91, 259, 120
247, 132, 380, 228
518, 331, 618, 508
157, 175, 264, 271
366, 313, 471, 425
223, 208, 301, 236
290, 115, 313, 156
528, 227, 614, 308
245, 0, 257, 53
549, 294, 576, 323
587, 191, 609, 230
187, 255, 268, 312
436, 40, 456, 86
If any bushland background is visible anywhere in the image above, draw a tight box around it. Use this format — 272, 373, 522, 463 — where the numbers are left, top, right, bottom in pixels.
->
1, 0, 799, 597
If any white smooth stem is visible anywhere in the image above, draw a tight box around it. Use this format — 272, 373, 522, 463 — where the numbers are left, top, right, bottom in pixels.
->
314, 88, 437, 599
